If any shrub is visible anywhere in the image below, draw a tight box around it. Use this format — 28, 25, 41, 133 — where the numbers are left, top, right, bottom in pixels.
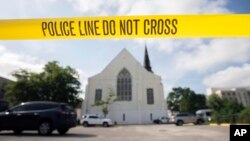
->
238, 106, 250, 123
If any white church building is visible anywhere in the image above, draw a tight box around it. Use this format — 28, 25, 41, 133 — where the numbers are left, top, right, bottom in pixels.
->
82, 47, 167, 124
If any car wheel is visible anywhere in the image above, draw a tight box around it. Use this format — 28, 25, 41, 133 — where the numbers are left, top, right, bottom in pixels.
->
57, 128, 69, 135
38, 121, 52, 135
176, 120, 184, 126
159, 121, 162, 124
83, 122, 89, 127
197, 119, 204, 125
13, 129, 22, 135
103, 122, 109, 127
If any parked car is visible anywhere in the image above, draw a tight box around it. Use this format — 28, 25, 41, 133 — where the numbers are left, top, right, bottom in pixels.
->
174, 112, 204, 126
153, 116, 169, 124
196, 109, 212, 122
81, 114, 114, 127
0, 101, 77, 135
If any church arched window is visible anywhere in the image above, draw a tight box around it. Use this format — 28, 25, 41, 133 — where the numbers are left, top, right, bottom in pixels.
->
117, 68, 132, 101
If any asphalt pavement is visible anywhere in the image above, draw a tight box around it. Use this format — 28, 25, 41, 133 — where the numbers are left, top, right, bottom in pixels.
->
0, 124, 229, 141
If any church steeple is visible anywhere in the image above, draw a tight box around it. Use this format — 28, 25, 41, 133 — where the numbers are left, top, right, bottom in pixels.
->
144, 44, 153, 73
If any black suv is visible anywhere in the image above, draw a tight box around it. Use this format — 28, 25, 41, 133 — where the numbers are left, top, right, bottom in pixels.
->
0, 101, 77, 135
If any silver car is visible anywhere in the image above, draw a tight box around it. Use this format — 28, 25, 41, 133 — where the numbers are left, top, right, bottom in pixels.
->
174, 112, 203, 126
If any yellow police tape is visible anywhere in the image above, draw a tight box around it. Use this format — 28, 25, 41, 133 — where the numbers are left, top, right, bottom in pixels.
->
0, 14, 250, 40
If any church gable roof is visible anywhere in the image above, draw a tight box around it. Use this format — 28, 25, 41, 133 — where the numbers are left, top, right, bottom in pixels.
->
101, 48, 140, 72
89, 48, 160, 80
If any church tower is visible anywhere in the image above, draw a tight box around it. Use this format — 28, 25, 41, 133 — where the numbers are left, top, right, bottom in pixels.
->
143, 45, 153, 72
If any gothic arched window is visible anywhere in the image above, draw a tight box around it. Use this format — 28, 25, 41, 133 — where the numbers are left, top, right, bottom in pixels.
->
117, 68, 132, 101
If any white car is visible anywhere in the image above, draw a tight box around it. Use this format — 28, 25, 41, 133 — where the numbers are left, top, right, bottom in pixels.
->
153, 117, 169, 124
196, 109, 212, 122
80, 114, 114, 127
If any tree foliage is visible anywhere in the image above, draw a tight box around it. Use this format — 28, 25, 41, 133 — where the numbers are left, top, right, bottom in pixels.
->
238, 106, 250, 123
207, 94, 244, 123
4, 61, 82, 107
167, 87, 207, 113
92, 89, 116, 118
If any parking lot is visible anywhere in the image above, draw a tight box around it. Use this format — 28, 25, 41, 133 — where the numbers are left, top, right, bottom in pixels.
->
0, 124, 229, 141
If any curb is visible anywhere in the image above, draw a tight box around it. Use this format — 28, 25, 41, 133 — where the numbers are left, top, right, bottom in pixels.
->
209, 123, 230, 127
209, 123, 250, 127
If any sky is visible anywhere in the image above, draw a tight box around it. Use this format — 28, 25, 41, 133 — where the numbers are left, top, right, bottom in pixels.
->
0, 0, 250, 98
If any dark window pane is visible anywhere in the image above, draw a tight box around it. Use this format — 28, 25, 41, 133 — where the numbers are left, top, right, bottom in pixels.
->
61, 104, 73, 111
123, 114, 125, 121
26, 103, 58, 111
206, 112, 211, 116
95, 89, 102, 102
117, 68, 132, 101
10, 105, 25, 112
89, 116, 98, 119
147, 88, 154, 104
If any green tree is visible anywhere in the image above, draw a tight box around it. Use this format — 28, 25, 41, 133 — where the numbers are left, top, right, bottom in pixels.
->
180, 93, 207, 114
4, 61, 82, 107
207, 94, 243, 123
238, 106, 250, 123
92, 89, 116, 118
207, 94, 224, 124
166, 87, 184, 112
167, 87, 207, 113
193, 94, 207, 111
207, 94, 223, 112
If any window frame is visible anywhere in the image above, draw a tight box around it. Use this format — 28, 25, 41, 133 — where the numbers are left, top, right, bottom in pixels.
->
95, 89, 102, 102
147, 88, 154, 105
117, 68, 132, 101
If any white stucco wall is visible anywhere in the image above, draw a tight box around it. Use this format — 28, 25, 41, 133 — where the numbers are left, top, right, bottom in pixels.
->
82, 49, 167, 124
